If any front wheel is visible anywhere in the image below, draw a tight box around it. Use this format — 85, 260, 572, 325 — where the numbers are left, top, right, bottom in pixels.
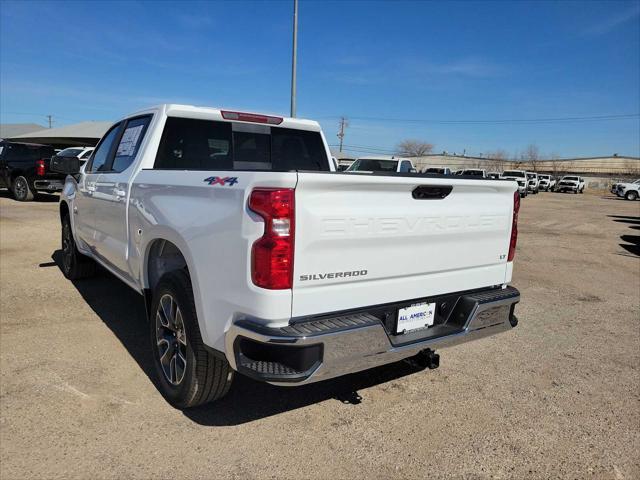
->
150, 269, 233, 408
626, 191, 638, 201
11, 176, 34, 201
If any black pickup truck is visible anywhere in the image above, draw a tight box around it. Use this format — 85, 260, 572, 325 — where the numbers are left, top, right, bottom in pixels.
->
0, 140, 64, 201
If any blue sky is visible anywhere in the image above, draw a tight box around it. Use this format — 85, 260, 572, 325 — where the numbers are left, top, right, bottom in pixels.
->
1, 0, 639, 158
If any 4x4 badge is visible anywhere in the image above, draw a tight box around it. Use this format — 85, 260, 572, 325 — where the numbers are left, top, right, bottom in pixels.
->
204, 176, 238, 186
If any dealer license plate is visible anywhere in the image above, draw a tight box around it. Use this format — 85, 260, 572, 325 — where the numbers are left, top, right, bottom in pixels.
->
396, 302, 435, 334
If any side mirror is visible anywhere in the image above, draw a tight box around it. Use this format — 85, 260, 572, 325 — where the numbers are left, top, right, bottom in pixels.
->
50, 156, 81, 175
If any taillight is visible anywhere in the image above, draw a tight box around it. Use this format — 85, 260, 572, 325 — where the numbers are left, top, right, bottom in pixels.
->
508, 190, 520, 261
249, 188, 295, 289
36, 159, 46, 176
221, 110, 283, 125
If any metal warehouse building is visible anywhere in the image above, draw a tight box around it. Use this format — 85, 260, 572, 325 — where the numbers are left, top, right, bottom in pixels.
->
414, 154, 640, 176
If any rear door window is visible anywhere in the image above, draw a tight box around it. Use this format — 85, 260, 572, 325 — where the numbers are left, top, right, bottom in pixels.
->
154, 117, 329, 171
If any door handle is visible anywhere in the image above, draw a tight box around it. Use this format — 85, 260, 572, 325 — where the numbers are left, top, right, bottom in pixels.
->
114, 189, 126, 197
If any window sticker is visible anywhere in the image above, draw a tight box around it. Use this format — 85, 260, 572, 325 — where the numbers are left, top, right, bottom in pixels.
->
117, 124, 144, 157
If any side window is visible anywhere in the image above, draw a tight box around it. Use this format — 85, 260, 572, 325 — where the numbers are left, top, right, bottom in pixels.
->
111, 116, 151, 173
155, 117, 232, 170
87, 124, 122, 173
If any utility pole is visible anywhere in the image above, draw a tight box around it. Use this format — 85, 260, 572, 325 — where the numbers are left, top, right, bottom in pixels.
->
290, 0, 298, 118
337, 117, 348, 152
47, 115, 53, 128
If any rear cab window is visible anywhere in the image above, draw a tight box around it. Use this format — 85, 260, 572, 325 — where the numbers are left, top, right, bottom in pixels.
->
154, 117, 329, 171
399, 161, 413, 172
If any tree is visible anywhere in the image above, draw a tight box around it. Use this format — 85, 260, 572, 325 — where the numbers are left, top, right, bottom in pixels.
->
487, 149, 508, 171
522, 144, 540, 171
396, 139, 434, 157
550, 153, 562, 179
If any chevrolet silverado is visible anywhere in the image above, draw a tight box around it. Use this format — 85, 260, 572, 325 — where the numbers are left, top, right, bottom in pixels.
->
53, 104, 521, 408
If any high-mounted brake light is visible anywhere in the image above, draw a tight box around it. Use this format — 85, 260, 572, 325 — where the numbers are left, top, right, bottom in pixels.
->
508, 190, 520, 261
35, 159, 46, 176
249, 188, 295, 289
221, 110, 283, 125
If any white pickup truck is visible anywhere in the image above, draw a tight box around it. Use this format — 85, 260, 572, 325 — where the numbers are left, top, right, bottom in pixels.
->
501, 170, 528, 197
53, 104, 521, 408
346, 156, 416, 173
615, 179, 639, 200
556, 175, 585, 194
537, 174, 555, 192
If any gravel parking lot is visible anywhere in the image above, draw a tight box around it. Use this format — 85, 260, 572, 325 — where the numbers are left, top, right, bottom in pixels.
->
1, 190, 638, 479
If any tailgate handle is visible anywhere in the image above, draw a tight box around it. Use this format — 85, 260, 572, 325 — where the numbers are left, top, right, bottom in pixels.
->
412, 185, 452, 200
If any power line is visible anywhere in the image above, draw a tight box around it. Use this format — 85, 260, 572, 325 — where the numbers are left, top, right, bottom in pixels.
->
0, 111, 86, 123
320, 113, 640, 125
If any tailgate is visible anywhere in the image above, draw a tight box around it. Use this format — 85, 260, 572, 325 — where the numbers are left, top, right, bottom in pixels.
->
292, 173, 516, 317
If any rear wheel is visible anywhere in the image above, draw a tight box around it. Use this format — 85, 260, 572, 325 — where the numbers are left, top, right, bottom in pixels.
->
61, 215, 96, 279
150, 269, 233, 408
626, 191, 638, 201
11, 176, 34, 201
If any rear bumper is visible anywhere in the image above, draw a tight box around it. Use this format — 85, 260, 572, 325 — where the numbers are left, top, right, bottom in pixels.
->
33, 179, 64, 192
225, 286, 520, 386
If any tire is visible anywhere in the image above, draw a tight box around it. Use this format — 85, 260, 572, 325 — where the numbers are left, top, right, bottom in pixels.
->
626, 191, 638, 201
61, 214, 97, 280
11, 176, 34, 201
150, 269, 233, 408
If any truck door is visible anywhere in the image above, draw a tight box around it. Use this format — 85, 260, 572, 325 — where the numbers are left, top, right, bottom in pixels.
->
0, 143, 7, 188
74, 123, 123, 247
92, 116, 151, 281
